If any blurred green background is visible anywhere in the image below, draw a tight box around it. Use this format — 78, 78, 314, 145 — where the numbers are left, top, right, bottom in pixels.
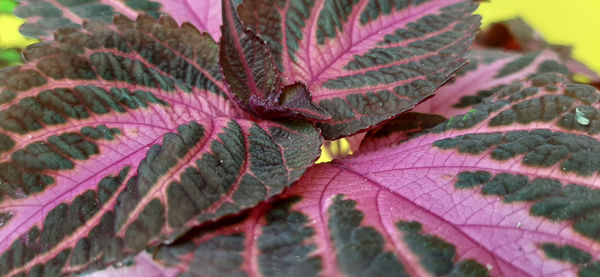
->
1, 0, 598, 72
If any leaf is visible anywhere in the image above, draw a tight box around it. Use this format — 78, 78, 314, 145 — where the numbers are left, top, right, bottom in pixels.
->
414, 49, 568, 117
150, 0, 223, 41
475, 17, 600, 83
154, 73, 600, 276
86, 253, 178, 277
359, 112, 445, 152
0, 15, 322, 275
14, 0, 163, 40
219, 0, 331, 122
238, 0, 481, 139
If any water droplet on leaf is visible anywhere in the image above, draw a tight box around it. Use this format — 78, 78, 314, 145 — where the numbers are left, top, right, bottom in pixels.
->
576, 107, 590, 126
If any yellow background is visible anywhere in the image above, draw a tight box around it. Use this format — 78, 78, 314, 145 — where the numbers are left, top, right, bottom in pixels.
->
0, 14, 36, 49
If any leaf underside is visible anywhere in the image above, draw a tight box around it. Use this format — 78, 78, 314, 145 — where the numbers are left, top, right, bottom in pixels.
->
359, 112, 446, 152
153, 73, 600, 277
0, 15, 322, 276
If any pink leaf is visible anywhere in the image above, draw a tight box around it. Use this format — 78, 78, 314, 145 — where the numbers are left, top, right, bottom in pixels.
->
86, 253, 178, 277
15, 0, 162, 40
415, 49, 567, 117
155, 0, 223, 41
475, 18, 600, 82
155, 73, 600, 276
0, 15, 321, 276
359, 112, 446, 152
219, 0, 330, 121
239, 0, 481, 139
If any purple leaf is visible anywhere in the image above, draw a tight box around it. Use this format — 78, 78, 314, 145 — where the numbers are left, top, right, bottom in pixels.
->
86, 253, 178, 277
475, 18, 600, 82
359, 112, 446, 152
154, 0, 223, 41
415, 49, 567, 117
239, 0, 481, 139
0, 15, 322, 275
15, 0, 163, 40
155, 73, 600, 276
219, 0, 331, 122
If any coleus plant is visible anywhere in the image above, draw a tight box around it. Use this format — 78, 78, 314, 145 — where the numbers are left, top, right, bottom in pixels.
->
1, 0, 599, 276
